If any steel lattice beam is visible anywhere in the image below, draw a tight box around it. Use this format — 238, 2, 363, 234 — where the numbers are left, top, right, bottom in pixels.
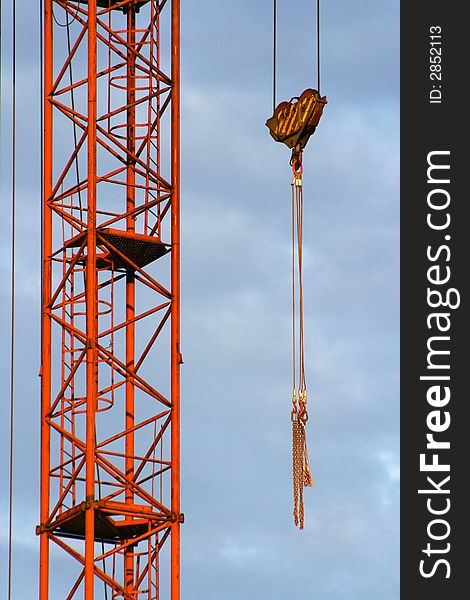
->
40, 1, 181, 598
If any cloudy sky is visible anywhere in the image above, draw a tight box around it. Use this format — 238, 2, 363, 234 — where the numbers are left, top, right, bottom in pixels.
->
0, 1, 399, 598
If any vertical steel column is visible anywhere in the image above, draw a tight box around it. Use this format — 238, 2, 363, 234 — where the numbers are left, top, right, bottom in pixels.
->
171, 1, 181, 598
40, 1, 53, 596
85, 1, 98, 597
125, 5, 136, 594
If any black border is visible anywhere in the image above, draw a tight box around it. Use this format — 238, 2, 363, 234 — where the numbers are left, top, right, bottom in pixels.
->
400, 4, 467, 597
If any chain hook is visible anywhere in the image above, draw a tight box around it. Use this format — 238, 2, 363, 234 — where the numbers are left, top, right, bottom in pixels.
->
290, 144, 303, 184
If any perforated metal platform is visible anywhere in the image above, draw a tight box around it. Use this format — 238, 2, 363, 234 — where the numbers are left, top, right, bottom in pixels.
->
64, 228, 169, 271
50, 505, 150, 544
67, 0, 150, 11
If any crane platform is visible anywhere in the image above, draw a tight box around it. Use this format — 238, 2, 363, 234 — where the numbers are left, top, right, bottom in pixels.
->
64, 228, 170, 271
39, 501, 168, 544
66, 0, 150, 11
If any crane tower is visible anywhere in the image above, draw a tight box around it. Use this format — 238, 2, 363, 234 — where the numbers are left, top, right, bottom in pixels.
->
39, 1, 181, 597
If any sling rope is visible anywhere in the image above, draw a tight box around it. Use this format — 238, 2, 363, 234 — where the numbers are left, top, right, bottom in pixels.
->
271, 0, 324, 529
291, 169, 312, 530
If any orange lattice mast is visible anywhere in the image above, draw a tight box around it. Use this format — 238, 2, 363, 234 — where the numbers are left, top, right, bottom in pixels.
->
39, 1, 181, 597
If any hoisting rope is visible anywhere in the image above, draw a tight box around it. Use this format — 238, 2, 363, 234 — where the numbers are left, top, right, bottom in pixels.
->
40, 0, 44, 334
316, 0, 321, 94
273, 0, 277, 113
272, 0, 322, 113
270, 0, 325, 529
7, 0, 17, 595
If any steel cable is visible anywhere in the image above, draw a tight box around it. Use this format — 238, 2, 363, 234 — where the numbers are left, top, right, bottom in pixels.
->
272, 0, 322, 106
317, 0, 321, 94
273, 0, 277, 113
0, 0, 2, 168
7, 0, 17, 595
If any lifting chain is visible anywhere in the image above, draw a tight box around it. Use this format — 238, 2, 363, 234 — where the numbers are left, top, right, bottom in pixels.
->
292, 392, 312, 529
